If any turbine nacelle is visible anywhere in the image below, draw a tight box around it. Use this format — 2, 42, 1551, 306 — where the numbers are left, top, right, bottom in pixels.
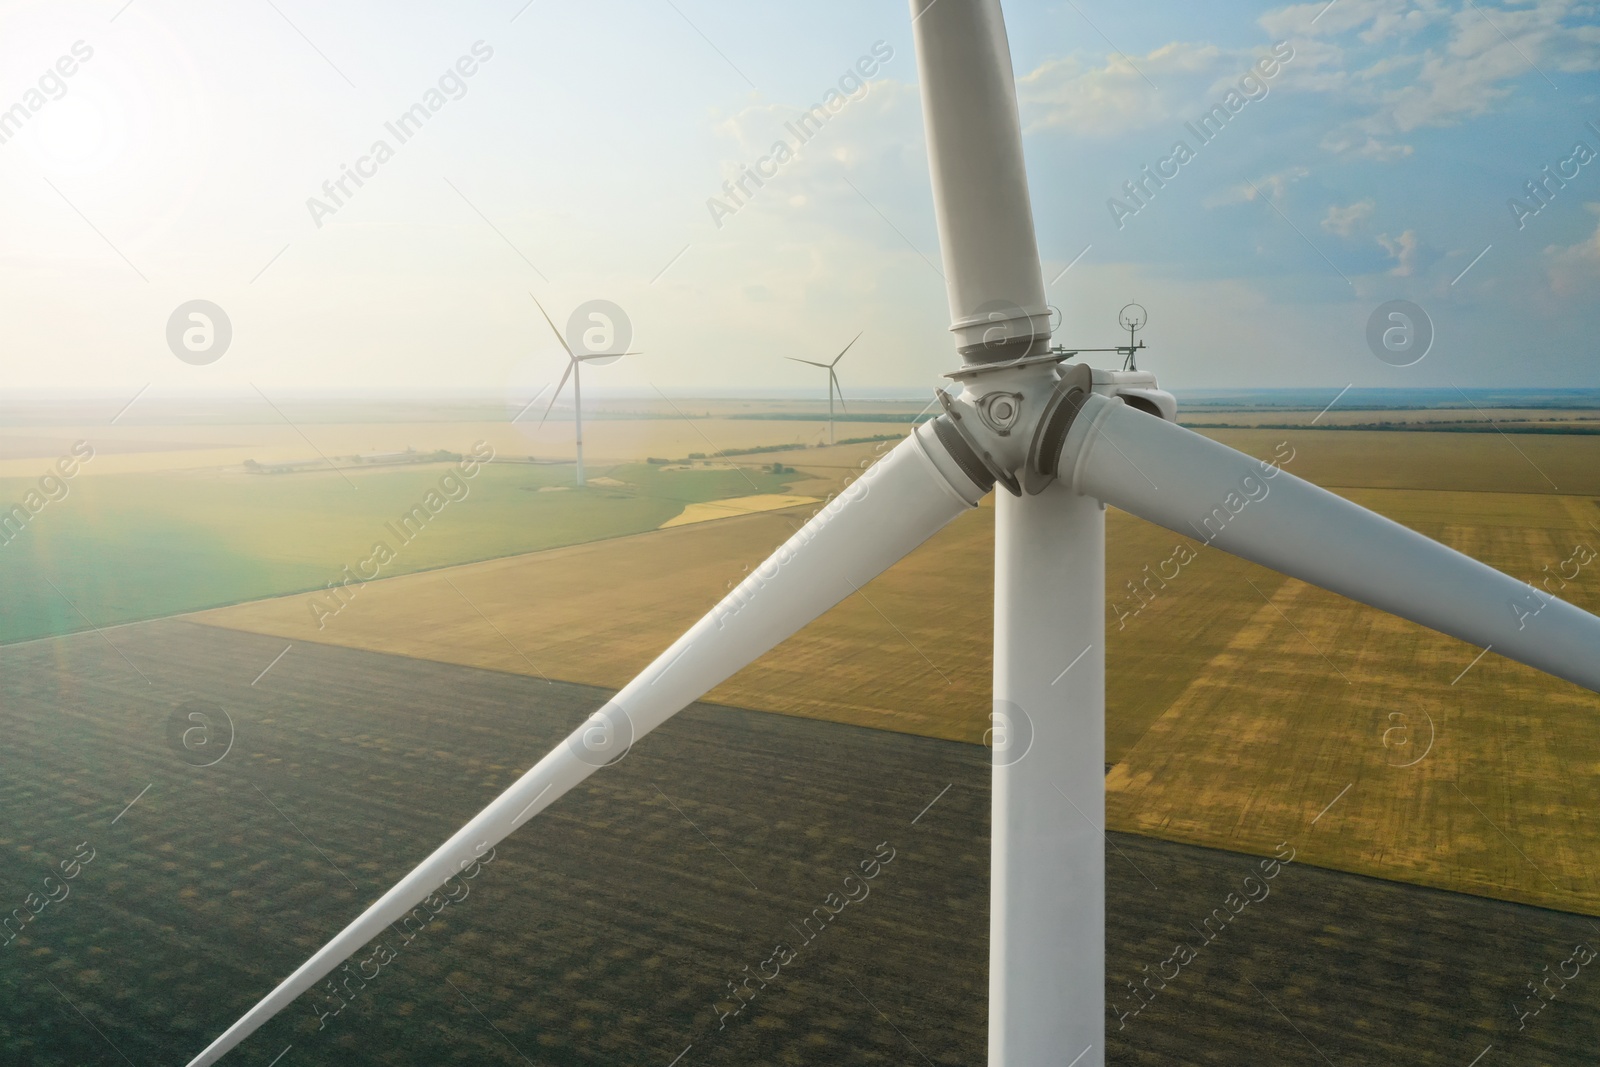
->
934, 357, 1176, 496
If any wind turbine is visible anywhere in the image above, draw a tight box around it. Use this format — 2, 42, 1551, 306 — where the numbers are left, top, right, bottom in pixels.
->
532, 294, 639, 487
186, 3, 1600, 1066
786, 331, 860, 444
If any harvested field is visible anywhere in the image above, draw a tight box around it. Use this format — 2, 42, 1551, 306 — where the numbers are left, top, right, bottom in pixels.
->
660, 493, 820, 528
3, 622, 1598, 1064
198, 432, 1600, 913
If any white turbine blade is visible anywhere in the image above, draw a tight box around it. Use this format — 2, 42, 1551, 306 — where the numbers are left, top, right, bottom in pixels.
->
182, 425, 986, 1067
911, 0, 1051, 360
1061, 394, 1600, 692
785, 357, 831, 368
538, 357, 575, 426
830, 331, 863, 367
529, 292, 576, 358
831, 370, 848, 413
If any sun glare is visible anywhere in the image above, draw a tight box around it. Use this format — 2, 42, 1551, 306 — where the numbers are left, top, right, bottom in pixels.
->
27, 89, 119, 171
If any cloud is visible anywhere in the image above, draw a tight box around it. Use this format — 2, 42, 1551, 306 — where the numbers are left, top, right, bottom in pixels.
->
1016, 55, 1166, 135
1260, 0, 1448, 41
1024, 2, 1600, 159
1544, 202, 1600, 297
1207, 166, 1312, 207
1377, 229, 1419, 275
1263, 0, 1600, 157
1017, 41, 1246, 135
706, 78, 928, 230
1318, 132, 1415, 159
1322, 199, 1375, 235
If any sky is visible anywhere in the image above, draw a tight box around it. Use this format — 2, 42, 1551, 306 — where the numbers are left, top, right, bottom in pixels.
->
0, 0, 1597, 406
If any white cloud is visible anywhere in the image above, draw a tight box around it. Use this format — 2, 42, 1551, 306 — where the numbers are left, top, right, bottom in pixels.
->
1377, 229, 1419, 275
1016, 42, 1240, 135
706, 79, 928, 230
1318, 132, 1415, 159
1545, 202, 1600, 297
1265, 0, 1600, 157
1207, 166, 1312, 207
1260, 0, 1448, 40
1322, 199, 1376, 235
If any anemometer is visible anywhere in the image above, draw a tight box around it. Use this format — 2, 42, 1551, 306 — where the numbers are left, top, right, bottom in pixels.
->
1037, 302, 1149, 371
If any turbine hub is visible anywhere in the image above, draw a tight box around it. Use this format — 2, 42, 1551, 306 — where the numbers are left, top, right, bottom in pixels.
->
928, 358, 1176, 497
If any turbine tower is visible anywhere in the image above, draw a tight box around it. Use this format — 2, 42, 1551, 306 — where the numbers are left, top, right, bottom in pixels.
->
786, 331, 860, 444
532, 294, 637, 487
186, 3, 1600, 1065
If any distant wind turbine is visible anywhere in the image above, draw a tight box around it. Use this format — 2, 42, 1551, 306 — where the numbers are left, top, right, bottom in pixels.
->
531, 294, 639, 487
786, 331, 860, 444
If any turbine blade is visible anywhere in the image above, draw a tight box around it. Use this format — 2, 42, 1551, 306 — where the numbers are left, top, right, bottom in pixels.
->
529, 292, 576, 359
912, 0, 1050, 359
830, 331, 863, 367
180, 425, 987, 1067
577, 351, 644, 361
831, 371, 848, 413
1060, 394, 1600, 693
785, 358, 831, 368
539, 358, 575, 426
508, 382, 553, 424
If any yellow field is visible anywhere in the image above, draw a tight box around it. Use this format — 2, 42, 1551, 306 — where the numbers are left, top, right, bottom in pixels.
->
659, 493, 820, 528
1203, 428, 1600, 494
1104, 486, 1600, 914
1183, 406, 1600, 429
197, 429, 1600, 913
198, 502, 996, 740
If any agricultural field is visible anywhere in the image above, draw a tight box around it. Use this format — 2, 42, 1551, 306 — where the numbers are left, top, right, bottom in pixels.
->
199, 504, 994, 740
659, 492, 821, 528
1103, 482, 1600, 915
0, 395, 920, 478
1181, 406, 1600, 431
199, 428, 1600, 916
4, 621, 1598, 1066
0, 459, 796, 645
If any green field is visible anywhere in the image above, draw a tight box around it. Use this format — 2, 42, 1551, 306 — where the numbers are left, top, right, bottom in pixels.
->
0, 461, 793, 645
